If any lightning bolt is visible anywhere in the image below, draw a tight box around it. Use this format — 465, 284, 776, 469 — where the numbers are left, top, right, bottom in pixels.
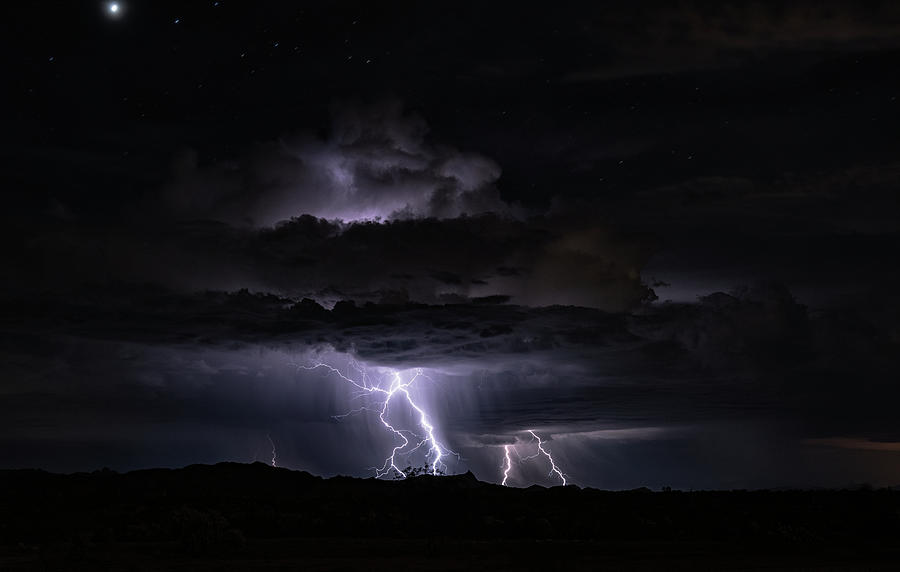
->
500, 430, 568, 486
527, 430, 567, 485
267, 433, 277, 468
501, 444, 513, 486
299, 359, 456, 478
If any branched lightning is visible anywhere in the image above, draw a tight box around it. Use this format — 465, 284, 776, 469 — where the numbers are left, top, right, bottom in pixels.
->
299, 359, 457, 479
501, 430, 568, 486
528, 430, 567, 485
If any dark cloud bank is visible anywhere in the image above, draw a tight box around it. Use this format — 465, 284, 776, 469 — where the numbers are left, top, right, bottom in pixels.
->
2, 281, 899, 486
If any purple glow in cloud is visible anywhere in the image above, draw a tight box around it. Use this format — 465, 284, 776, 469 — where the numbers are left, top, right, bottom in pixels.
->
164, 101, 515, 226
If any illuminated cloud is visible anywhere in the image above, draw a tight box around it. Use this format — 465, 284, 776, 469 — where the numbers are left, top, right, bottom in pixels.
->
162, 100, 515, 226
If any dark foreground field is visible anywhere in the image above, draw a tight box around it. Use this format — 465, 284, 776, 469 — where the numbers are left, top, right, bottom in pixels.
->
1, 463, 898, 571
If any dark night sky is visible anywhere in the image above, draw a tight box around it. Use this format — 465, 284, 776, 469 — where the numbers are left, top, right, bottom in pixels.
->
2, 1, 900, 488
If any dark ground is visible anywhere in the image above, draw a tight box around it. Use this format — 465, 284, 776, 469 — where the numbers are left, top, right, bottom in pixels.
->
2, 463, 899, 570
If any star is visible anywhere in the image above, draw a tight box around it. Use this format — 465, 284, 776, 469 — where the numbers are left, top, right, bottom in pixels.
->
107, 2, 120, 16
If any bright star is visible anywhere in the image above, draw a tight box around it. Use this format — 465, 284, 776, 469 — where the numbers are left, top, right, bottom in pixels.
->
106, 2, 122, 17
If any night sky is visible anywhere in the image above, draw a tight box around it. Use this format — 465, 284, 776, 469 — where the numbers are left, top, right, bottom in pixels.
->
4, 1, 900, 489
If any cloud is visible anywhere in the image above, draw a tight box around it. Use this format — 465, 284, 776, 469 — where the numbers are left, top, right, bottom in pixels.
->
804, 438, 900, 452
107, 102, 667, 309
9, 210, 657, 311
563, 2, 900, 82
3, 279, 900, 485
161, 100, 515, 226
509, 227, 657, 310
634, 283, 811, 370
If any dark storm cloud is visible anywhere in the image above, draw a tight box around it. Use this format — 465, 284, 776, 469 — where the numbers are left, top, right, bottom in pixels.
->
10, 212, 656, 312
5, 281, 898, 431
0, 99, 659, 311
3, 277, 899, 484
540, 158, 900, 305
619, 164, 900, 232
562, 1, 900, 81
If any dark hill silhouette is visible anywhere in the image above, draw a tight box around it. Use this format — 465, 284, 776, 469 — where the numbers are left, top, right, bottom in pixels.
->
1, 463, 899, 571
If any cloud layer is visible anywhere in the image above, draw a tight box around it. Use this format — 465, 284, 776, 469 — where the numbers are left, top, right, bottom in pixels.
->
3, 279, 899, 487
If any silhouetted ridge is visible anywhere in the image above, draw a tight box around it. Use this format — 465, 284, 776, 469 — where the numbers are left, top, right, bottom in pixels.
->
1, 463, 900, 569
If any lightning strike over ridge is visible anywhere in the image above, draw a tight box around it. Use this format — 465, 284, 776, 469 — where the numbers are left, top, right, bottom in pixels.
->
299, 359, 457, 479
267, 433, 277, 468
528, 430, 567, 485
500, 430, 569, 486
501, 444, 513, 486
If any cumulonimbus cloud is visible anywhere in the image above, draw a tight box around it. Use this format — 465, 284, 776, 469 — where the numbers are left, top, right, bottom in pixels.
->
162, 100, 517, 226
